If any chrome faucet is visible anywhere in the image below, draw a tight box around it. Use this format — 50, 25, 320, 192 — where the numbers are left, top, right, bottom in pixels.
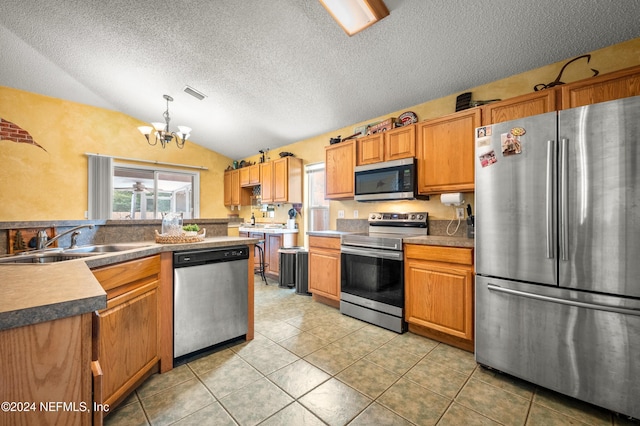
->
36, 224, 95, 250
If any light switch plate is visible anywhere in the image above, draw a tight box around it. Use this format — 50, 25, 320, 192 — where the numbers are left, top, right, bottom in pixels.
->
338, 210, 345, 218
353, 210, 359, 218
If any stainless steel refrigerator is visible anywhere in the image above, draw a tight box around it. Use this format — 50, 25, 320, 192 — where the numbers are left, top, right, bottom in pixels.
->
474, 95, 640, 419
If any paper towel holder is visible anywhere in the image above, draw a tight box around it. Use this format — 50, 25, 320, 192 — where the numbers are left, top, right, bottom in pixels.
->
441, 192, 465, 206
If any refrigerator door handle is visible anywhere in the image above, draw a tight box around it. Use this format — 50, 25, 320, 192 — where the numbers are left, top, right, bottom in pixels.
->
559, 138, 569, 261
546, 139, 555, 259
487, 284, 640, 317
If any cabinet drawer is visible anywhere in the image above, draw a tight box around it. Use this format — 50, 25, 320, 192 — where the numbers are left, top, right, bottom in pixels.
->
309, 236, 341, 251
92, 255, 161, 295
405, 244, 473, 266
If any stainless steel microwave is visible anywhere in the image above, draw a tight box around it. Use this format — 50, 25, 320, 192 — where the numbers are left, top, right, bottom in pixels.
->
354, 158, 425, 201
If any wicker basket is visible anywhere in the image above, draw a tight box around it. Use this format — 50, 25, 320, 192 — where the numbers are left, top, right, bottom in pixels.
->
155, 228, 206, 244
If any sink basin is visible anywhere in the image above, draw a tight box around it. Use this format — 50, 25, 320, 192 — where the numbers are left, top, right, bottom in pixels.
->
0, 252, 98, 264
63, 243, 150, 253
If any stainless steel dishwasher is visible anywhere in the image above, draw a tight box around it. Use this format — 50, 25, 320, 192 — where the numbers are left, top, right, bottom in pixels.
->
173, 245, 249, 361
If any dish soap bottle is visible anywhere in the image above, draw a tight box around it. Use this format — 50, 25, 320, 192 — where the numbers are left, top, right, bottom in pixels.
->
250, 212, 255, 226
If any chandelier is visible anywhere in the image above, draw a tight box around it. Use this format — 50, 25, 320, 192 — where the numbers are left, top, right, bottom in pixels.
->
138, 95, 191, 149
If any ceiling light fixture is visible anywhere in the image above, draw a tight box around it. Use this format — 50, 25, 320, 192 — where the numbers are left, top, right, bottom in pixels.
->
138, 95, 191, 149
319, 0, 389, 36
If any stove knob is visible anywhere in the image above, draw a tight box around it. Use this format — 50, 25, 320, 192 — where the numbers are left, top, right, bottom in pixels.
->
417, 214, 424, 220
370, 214, 377, 220
376, 214, 382, 220
409, 214, 416, 220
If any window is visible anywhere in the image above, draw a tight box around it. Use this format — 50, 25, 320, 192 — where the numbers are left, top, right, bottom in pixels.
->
88, 155, 200, 220
305, 162, 329, 235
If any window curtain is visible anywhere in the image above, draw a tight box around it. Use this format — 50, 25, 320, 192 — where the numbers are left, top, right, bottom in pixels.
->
87, 155, 113, 219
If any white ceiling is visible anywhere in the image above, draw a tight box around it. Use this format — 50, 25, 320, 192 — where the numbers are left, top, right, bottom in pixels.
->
1, 1, 639, 160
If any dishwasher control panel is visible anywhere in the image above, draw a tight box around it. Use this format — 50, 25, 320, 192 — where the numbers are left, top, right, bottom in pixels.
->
174, 245, 249, 267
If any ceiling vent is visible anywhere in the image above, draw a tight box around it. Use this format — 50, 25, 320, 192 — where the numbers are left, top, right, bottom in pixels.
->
183, 85, 206, 100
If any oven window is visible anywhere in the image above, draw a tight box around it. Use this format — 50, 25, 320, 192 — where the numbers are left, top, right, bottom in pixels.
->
341, 252, 404, 307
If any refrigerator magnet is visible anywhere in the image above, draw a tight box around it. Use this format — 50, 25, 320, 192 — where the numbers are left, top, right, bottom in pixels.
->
501, 132, 522, 156
478, 146, 497, 168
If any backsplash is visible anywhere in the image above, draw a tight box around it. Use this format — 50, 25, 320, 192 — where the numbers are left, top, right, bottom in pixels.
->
335, 218, 469, 238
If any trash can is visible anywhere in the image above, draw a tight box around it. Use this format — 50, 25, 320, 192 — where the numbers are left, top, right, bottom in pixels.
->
295, 248, 309, 295
278, 247, 304, 288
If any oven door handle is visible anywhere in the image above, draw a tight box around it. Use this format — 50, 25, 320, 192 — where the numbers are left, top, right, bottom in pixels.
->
341, 245, 403, 260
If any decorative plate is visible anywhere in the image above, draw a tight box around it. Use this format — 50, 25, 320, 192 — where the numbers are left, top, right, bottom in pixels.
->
398, 111, 418, 126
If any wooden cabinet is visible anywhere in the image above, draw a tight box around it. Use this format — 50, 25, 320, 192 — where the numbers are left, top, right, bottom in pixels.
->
325, 140, 355, 199
405, 244, 474, 352
267, 233, 282, 276
260, 163, 274, 203
561, 65, 640, 109
416, 108, 480, 195
240, 164, 260, 187
356, 133, 384, 165
308, 236, 341, 305
481, 89, 557, 125
224, 170, 251, 206
92, 255, 161, 410
272, 157, 303, 204
356, 125, 416, 166
0, 313, 93, 425
384, 123, 416, 161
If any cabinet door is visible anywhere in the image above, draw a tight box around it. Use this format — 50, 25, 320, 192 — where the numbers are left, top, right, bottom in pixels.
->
92, 255, 161, 408
308, 237, 341, 300
481, 90, 557, 125
356, 133, 384, 165
260, 162, 274, 203
223, 171, 232, 206
231, 170, 241, 205
325, 140, 355, 199
267, 234, 282, 275
239, 167, 250, 186
249, 164, 260, 185
384, 124, 416, 161
273, 158, 288, 203
417, 108, 480, 194
405, 258, 474, 341
250, 232, 265, 266
561, 65, 640, 109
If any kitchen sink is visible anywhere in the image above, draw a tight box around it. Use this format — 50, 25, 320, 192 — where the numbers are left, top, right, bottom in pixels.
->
63, 243, 150, 254
0, 251, 99, 264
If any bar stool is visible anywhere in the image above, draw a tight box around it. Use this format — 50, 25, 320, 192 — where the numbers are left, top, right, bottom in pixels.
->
254, 240, 269, 284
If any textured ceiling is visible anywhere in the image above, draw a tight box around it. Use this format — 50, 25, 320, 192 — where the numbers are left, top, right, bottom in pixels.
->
1, 0, 639, 160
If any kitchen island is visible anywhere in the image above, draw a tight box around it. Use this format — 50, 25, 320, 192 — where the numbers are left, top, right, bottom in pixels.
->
0, 235, 258, 425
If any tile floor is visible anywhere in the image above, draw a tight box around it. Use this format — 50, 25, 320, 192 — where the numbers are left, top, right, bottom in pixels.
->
105, 276, 639, 426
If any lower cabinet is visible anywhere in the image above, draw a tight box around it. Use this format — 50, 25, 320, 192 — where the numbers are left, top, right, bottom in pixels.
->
404, 244, 474, 352
91, 255, 161, 414
308, 236, 341, 305
0, 313, 93, 426
242, 231, 284, 278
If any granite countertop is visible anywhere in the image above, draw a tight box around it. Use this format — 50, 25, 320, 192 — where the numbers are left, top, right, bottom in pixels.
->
0, 236, 259, 331
403, 235, 475, 248
239, 225, 298, 234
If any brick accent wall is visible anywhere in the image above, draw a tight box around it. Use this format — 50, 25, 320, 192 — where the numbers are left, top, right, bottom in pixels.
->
0, 118, 47, 151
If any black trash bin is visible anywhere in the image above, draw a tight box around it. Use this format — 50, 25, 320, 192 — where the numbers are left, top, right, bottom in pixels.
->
295, 248, 309, 295
278, 247, 304, 288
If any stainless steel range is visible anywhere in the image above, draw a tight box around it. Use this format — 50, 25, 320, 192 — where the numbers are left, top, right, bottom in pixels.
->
340, 212, 428, 333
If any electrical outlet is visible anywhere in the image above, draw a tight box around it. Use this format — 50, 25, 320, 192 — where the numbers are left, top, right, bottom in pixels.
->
456, 207, 465, 219
353, 210, 359, 218
338, 210, 345, 218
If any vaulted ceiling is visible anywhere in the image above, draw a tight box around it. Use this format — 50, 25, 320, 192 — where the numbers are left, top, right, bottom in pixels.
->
1, 0, 639, 159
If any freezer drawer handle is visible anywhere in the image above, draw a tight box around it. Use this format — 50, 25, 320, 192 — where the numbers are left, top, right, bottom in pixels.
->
487, 284, 640, 317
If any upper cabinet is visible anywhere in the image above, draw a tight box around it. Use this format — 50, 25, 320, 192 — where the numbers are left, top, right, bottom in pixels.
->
416, 108, 481, 195
261, 157, 302, 204
325, 140, 356, 199
240, 164, 260, 187
223, 169, 251, 207
481, 89, 557, 125
273, 157, 302, 204
560, 65, 640, 109
356, 125, 416, 166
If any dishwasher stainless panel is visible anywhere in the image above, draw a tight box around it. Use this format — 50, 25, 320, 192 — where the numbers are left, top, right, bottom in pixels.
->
173, 246, 249, 359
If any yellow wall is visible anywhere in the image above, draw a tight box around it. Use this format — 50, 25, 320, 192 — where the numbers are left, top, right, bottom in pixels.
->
242, 37, 640, 237
1, 37, 639, 227
0, 88, 232, 221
